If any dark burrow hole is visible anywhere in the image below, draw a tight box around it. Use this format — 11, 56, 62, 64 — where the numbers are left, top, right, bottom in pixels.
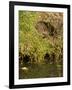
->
44, 53, 50, 63
23, 55, 31, 64
44, 53, 56, 64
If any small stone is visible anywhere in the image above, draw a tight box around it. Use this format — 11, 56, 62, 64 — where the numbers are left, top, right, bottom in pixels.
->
21, 67, 28, 71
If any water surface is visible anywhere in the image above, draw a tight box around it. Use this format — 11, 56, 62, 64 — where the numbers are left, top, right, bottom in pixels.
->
19, 62, 63, 79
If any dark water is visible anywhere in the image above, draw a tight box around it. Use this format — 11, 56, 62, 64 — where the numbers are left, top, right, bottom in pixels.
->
19, 62, 63, 79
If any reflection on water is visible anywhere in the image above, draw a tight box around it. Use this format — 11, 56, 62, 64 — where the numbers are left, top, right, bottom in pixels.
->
19, 62, 63, 79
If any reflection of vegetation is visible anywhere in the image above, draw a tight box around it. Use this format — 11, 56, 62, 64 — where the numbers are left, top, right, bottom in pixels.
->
19, 11, 63, 79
